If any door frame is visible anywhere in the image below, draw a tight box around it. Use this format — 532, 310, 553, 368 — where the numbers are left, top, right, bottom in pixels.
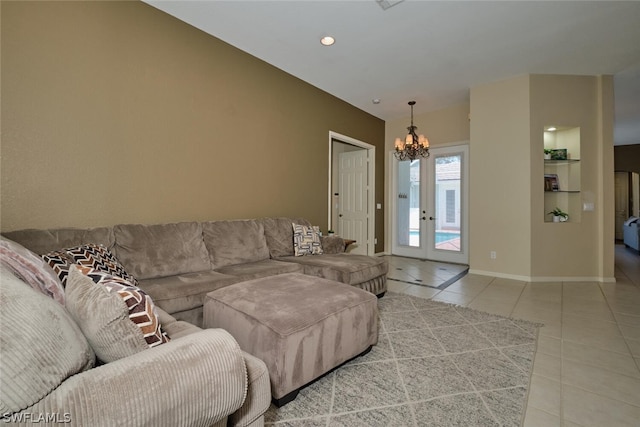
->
328, 131, 376, 256
390, 142, 469, 264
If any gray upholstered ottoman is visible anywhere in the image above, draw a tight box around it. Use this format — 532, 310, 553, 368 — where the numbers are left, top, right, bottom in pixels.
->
203, 272, 378, 406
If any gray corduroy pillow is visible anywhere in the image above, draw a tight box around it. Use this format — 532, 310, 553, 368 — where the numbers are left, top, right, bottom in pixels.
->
0, 266, 94, 415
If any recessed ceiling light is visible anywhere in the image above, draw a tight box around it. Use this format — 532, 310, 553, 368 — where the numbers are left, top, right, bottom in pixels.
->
320, 36, 335, 46
547, 126, 557, 132
372, 99, 381, 104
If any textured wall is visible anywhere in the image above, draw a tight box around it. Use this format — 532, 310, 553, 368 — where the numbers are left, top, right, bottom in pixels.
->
1, 1, 385, 251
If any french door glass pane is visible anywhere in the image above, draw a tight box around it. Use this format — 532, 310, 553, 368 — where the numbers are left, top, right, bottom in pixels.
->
434, 155, 461, 252
397, 159, 421, 247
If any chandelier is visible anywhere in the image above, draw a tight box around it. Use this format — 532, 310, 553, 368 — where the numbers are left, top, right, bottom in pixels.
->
394, 101, 430, 161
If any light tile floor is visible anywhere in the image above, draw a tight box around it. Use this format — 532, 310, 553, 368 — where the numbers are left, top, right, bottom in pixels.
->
385, 245, 640, 427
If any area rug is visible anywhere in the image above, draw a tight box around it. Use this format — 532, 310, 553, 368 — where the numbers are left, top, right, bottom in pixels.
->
265, 292, 540, 426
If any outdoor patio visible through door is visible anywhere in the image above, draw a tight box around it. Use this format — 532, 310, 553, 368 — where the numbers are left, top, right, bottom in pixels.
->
392, 144, 468, 264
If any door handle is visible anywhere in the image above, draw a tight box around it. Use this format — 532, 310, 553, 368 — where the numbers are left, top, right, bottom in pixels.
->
339, 214, 343, 217
421, 216, 426, 220
429, 216, 436, 220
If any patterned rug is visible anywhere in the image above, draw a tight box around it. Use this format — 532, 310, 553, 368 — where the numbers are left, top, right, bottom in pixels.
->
265, 292, 540, 426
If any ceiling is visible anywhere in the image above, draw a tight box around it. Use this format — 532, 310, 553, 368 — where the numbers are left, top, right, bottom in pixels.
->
145, 0, 640, 146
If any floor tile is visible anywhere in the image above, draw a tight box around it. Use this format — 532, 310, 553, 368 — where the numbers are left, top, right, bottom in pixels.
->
467, 298, 514, 317
562, 360, 640, 407
563, 384, 640, 427
562, 340, 640, 378
526, 374, 561, 416
535, 335, 562, 358
431, 290, 474, 305
532, 351, 561, 379
523, 406, 561, 427
401, 284, 441, 299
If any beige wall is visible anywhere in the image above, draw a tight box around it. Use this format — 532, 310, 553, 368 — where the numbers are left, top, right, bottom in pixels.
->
469, 75, 533, 277
469, 74, 615, 281
529, 75, 614, 280
383, 103, 470, 251
0, 1, 386, 251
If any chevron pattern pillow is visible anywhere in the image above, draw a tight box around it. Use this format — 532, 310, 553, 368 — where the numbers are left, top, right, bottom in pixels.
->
67, 243, 138, 286
42, 250, 74, 287
292, 223, 324, 256
43, 244, 137, 288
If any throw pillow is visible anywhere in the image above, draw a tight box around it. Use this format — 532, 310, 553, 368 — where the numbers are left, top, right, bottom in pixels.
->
0, 236, 65, 305
42, 243, 137, 288
292, 223, 324, 256
0, 265, 94, 415
65, 266, 169, 363
42, 250, 74, 287
66, 243, 138, 286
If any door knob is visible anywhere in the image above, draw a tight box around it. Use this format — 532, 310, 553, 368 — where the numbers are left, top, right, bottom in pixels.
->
422, 216, 426, 220
429, 216, 436, 220
339, 214, 343, 217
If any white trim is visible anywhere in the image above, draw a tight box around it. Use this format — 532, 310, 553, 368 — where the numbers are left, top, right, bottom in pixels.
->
328, 131, 376, 256
469, 269, 617, 283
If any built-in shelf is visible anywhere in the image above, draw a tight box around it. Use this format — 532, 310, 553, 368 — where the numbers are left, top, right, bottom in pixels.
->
543, 126, 581, 223
544, 159, 580, 164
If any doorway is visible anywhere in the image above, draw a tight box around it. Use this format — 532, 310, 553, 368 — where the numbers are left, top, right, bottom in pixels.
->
391, 144, 469, 264
615, 171, 630, 240
329, 132, 376, 256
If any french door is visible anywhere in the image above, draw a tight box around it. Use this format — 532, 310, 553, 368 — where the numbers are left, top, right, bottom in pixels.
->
391, 145, 469, 264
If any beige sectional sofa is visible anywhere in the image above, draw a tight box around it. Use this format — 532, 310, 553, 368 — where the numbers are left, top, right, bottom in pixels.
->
0, 239, 270, 427
2, 216, 386, 423
5, 217, 388, 327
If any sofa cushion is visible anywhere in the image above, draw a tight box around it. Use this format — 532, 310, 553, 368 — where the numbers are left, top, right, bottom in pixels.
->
0, 236, 65, 305
0, 266, 94, 415
65, 266, 168, 363
277, 253, 388, 286
214, 259, 303, 280
292, 223, 323, 256
113, 222, 211, 280
137, 271, 241, 315
259, 217, 311, 258
202, 220, 270, 269
2, 226, 115, 256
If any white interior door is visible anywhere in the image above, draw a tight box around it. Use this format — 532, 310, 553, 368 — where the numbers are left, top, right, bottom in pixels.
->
392, 145, 469, 264
338, 150, 368, 255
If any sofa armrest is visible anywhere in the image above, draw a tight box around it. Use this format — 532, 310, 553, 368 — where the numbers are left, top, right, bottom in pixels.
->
320, 236, 346, 254
24, 329, 247, 427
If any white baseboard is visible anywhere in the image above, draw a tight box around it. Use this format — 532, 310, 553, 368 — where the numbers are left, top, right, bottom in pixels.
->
468, 269, 616, 283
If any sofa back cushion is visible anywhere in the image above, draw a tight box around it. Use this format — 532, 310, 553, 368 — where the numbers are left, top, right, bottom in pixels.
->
113, 222, 211, 280
260, 217, 311, 258
0, 266, 94, 415
202, 220, 270, 269
2, 227, 115, 256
